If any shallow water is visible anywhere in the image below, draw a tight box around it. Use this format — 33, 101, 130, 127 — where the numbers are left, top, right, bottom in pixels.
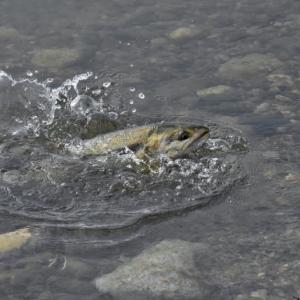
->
0, 0, 300, 299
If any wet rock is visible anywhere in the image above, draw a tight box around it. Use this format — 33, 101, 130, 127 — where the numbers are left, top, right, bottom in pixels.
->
150, 37, 168, 48
267, 74, 294, 91
284, 172, 300, 183
254, 102, 271, 113
31, 48, 80, 69
0, 26, 20, 40
0, 228, 31, 253
234, 294, 266, 300
274, 104, 296, 118
263, 167, 278, 180
217, 53, 283, 80
169, 26, 205, 40
250, 289, 268, 300
95, 239, 207, 299
196, 85, 236, 101
274, 94, 292, 103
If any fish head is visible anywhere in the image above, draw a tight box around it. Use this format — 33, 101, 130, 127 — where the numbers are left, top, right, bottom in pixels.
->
145, 124, 209, 159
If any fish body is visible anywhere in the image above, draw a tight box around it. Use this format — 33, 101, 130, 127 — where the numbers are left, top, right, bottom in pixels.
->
67, 123, 209, 159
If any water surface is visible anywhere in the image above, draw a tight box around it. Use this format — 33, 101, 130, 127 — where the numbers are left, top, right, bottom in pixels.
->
0, 0, 300, 299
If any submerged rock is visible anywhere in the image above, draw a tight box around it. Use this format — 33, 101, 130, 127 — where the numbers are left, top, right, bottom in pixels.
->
150, 37, 168, 48
0, 228, 31, 253
95, 239, 207, 299
31, 48, 80, 68
196, 85, 237, 101
169, 26, 205, 40
254, 102, 271, 114
267, 73, 294, 92
217, 53, 283, 80
0, 26, 20, 40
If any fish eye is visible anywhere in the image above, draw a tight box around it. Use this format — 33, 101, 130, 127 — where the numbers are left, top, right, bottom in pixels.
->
177, 131, 190, 141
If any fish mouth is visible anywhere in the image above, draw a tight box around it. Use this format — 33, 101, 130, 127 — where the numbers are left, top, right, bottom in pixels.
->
168, 126, 209, 159
184, 127, 209, 150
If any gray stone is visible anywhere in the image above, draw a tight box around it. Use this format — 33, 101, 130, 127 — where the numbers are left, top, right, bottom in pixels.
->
31, 48, 80, 69
267, 74, 294, 89
250, 289, 268, 300
274, 95, 292, 103
196, 85, 236, 101
95, 239, 207, 299
274, 104, 296, 118
234, 295, 255, 300
0, 228, 32, 253
217, 53, 283, 80
0, 26, 20, 40
284, 173, 300, 183
254, 102, 271, 113
169, 26, 205, 40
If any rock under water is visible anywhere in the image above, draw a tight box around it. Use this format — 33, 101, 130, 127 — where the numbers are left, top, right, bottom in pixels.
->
95, 239, 207, 299
0, 227, 31, 253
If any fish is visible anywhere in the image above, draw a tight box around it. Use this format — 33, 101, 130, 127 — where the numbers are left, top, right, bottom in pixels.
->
66, 123, 209, 160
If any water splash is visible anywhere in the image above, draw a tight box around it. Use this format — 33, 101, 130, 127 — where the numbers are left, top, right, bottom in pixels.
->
0, 71, 247, 230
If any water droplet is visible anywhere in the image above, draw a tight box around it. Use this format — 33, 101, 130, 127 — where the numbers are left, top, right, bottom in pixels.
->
26, 71, 33, 77
132, 108, 137, 113
129, 99, 134, 105
129, 87, 136, 92
92, 89, 102, 96
15, 118, 23, 124
94, 75, 98, 79
108, 112, 118, 119
45, 78, 54, 84
138, 93, 145, 99
103, 82, 111, 88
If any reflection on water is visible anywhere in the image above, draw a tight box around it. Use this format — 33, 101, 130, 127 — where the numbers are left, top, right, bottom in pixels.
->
0, 0, 300, 299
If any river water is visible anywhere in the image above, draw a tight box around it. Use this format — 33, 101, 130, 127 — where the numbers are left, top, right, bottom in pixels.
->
0, 0, 299, 299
